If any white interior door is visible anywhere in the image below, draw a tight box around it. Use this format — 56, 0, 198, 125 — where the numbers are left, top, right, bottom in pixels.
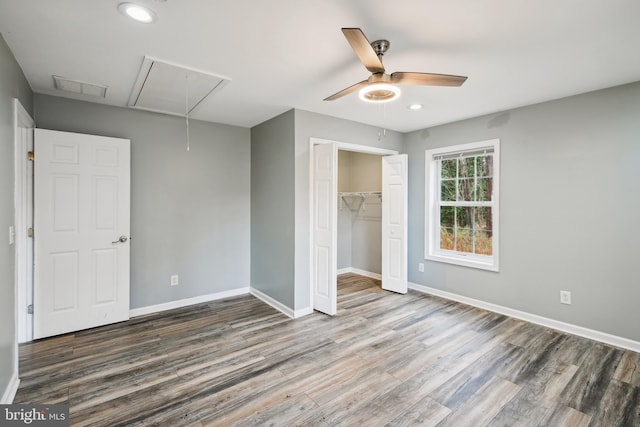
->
312, 142, 337, 315
382, 154, 408, 294
34, 129, 131, 339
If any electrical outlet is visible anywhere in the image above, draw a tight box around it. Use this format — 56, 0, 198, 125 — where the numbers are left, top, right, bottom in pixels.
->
418, 263, 424, 272
170, 275, 179, 286
560, 290, 571, 305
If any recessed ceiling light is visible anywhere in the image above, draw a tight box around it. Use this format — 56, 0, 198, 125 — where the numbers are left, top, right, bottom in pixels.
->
358, 83, 401, 103
408, 103, 423, 111
118, 3, 157, 23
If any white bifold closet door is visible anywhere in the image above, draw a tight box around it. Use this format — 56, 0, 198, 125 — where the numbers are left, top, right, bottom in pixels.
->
312, 142, 338, 315
34, 129, 131, 339
382, 154, 408, 294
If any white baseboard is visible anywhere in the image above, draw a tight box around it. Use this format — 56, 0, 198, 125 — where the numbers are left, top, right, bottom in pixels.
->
1, 370, 20, 404
248, 288, 313, 319
352, 268, 382, 280
130, 287, 250, 318
337, 267, 382, 280
409, 282, 640, 353
249, 288, 295, 318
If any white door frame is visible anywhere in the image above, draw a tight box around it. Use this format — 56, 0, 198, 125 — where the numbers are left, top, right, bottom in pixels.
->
14, 98, 35, 344
308, 137, 398, 311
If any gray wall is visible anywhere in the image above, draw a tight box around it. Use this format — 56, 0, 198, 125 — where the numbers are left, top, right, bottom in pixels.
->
405, 81, 640, 342
337, 151, 352, 269
294, 109, 404, 309
337, 207, 352, 270
350, 195, 382, 274
0, 34, 33, 400
34, 94, 251, 309
337, 151, 383, 274
347, 152, 382, 192
250, 110, 295, 307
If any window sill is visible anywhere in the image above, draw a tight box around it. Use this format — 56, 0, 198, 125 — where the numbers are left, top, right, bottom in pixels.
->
425, 252, 499, 272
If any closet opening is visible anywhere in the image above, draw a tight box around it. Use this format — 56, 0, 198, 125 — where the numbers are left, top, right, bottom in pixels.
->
310, 138, 407, 316
337, 151, 383, 286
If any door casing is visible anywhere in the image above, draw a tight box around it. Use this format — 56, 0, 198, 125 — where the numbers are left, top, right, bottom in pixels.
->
14, 99, 35, 344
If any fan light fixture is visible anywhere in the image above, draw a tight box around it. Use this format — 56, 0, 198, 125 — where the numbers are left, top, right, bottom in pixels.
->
118, 3, 156, 23
358, 83, 400, 103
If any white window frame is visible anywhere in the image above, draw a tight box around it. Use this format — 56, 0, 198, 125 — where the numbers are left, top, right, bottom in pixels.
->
425, 139, 500, 272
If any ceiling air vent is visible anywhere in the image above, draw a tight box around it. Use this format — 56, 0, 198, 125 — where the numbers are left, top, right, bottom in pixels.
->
128, 57, 230, 117
53, 75, 108, 98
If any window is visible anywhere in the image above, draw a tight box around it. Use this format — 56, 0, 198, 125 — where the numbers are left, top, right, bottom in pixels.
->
425, 139, 500, 271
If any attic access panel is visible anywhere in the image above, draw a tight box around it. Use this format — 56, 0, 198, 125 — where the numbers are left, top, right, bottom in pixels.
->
128, 57, 230, 116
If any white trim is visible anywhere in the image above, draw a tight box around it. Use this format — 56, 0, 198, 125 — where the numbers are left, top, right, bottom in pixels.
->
353, 268, 382, 280
14, 99, 34, 358
308, 139, 315, 312
336, 267, 382, 280
409, 282, 640, 353
1, 370, 20, 404
310, 138, 398, 156
250, 287, 295, 318
248, 288, 312, 319
129, 287, 249, 317
294, 307, 313, 318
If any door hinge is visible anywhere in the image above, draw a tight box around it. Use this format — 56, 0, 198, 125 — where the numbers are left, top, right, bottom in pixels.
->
27, 227, 34, 238
27, 304, 33, 314
27, 151, 34, 161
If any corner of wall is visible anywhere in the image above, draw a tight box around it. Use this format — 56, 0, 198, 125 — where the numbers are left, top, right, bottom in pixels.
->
1, 371, 19, 404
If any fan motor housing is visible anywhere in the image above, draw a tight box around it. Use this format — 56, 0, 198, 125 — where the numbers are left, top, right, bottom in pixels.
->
371, 39, 390, 56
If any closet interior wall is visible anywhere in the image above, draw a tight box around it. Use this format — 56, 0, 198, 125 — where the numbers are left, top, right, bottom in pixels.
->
337, 151, 382, 276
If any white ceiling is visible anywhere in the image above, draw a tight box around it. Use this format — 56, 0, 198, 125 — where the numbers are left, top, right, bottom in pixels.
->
1, 0, 639, 132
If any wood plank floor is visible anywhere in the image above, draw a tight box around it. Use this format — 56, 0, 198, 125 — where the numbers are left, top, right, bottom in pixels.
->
15, 273, 640, 426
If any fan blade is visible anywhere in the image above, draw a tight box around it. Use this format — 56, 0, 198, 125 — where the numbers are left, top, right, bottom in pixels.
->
324, 80, 369, 101
342, 28, 385, 74
391, 72, 467, 87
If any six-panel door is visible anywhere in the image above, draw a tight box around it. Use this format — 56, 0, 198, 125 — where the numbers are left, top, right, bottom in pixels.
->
34, 129, 130, 339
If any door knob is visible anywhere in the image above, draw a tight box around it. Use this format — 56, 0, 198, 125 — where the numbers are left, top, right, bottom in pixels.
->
112, 235, 128, 244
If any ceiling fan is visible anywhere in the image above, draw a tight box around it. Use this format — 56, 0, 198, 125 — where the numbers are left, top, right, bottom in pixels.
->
324, 28, 467, 102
